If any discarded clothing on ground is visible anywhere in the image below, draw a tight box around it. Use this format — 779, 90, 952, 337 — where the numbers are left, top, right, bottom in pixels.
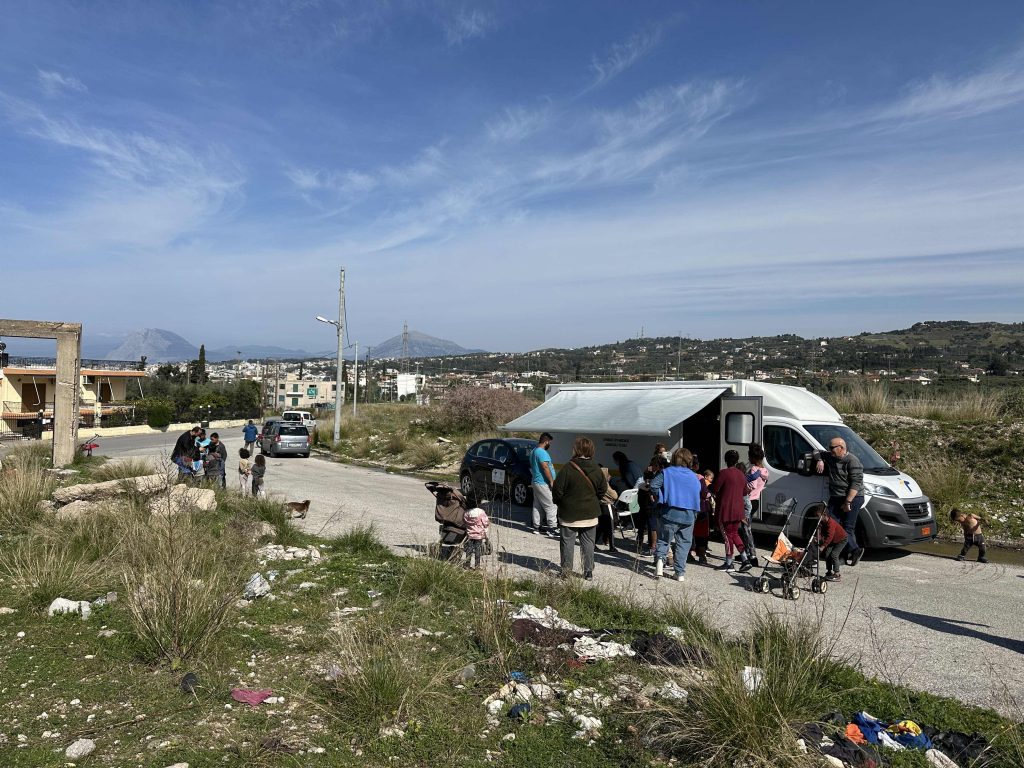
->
630, 632, 708, 666
511, 618, 584, 648
852, 711, 885, 744
230, 688, 274, 706
573, 635, 635, 661
926, 730, 990, 764
820, 734, 886, 768
509, 604, 589, 633
924, 748, 959, 768
888, 720, 932, 750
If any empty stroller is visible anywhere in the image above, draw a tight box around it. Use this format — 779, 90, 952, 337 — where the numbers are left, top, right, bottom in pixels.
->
750, 500, 830, 600
426, 481, 468, 560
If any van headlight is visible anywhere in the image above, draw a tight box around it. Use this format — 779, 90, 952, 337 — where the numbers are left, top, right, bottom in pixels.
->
863, 482, 897, 498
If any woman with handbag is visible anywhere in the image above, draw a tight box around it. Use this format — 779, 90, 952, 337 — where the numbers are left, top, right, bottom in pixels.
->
552, 436, 608, 580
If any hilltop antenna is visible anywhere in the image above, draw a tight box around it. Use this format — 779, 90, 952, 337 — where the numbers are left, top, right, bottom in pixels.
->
401, 321, 410, 374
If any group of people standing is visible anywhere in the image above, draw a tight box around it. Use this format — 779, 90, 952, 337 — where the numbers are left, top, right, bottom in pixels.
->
170, 424, 265, 495
528, 431, 868, 584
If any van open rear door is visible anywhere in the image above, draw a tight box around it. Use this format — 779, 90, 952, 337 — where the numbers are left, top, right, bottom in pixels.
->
719, 395, 762, 466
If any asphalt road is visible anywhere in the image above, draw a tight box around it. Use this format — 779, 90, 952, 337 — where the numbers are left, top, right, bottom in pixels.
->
96, 430, 1024, 717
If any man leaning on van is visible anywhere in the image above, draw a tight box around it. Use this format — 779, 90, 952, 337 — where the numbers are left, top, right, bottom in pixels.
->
815, 438, 865, 566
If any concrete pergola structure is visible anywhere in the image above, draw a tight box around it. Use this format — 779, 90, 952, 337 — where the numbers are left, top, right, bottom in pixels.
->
0, 319, 82, 466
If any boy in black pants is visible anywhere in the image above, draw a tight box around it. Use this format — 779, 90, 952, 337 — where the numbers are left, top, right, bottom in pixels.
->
951, 508, 988, 563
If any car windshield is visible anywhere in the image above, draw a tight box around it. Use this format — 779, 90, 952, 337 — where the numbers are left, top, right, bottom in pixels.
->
804, 424, 894, 474
512, 442, 537, 462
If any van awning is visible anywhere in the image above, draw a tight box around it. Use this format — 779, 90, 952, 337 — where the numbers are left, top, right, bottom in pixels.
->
502, 386, 727, 436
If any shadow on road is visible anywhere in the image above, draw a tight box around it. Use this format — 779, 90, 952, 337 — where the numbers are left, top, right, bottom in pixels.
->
880, 607, 1024, 655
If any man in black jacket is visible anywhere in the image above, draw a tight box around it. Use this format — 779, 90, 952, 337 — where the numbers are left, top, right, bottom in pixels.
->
172, 426, 201, 463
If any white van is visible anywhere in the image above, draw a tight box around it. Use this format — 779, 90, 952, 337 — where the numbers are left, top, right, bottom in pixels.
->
281, 410, 317, 432
502, 380, 936, 549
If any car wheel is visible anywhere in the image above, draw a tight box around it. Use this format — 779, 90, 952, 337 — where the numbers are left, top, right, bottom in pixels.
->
512, 479, 530, 507
301, 453, 309, 459
269, 445, 277, 458
460, 473, 474, 499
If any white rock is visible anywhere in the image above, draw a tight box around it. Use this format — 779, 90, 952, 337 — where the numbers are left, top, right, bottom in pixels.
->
55, 499, 100, 521
147, 485, 217, 516
165, 762, 191, 768
0, 607, 16, 615
98, 629, 118, 638
298, 582, 316, 590
47, 598, 91, 620
243, 574, 271, 600
16, 631, 25, 638
486, 700, 505, 715
65, 738, 96, 758
529, 683, 556, 701
655, 681, 688, 701
54, 473, 169, 503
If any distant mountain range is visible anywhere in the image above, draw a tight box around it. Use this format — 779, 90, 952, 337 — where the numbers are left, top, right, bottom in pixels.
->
0, 327, 482, 363
369, 330, 484, 360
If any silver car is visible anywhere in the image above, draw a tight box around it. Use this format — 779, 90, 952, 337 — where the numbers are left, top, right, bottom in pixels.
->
260, 421, 312, 458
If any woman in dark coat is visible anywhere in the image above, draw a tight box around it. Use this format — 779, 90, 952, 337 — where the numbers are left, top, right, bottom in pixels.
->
552, 436, 607, 580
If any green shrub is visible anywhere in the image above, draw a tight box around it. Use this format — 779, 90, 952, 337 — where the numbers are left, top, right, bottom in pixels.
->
385, 430, 408, 455
144, 399, 174, 429
329, 523, 392, 559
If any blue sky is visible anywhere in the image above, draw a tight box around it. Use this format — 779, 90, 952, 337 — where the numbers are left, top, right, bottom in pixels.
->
1, 1, 1023, 353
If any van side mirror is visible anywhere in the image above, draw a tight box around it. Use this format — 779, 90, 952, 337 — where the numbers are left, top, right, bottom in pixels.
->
796, 452, 817, 477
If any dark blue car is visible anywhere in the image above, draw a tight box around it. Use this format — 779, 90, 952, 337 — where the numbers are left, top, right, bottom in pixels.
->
459, 437, 538, 507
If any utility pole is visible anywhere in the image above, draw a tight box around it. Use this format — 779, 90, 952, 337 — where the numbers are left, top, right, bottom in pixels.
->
336, 268, 346, 442
352, 341, 359, 417
316, 268, 346, 442
676, 332, 682, 379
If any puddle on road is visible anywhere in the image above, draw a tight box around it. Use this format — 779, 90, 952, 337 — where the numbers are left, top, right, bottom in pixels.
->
902, 539, 1024, 567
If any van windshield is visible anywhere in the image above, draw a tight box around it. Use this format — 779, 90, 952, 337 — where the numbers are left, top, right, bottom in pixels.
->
804, 424, 896, 475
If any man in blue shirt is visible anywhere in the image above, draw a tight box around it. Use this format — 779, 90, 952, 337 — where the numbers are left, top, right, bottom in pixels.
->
530, 432, 559, 537
242, 419, 258, 455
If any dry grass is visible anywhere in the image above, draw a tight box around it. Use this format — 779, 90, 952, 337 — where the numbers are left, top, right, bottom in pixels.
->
831, 381, 1005, 422
325, 612, 459, 732
90, 458, 155, 482
403, 438, 450, 469
0, 452, 56, 534
644, 611, 843, 768
0, 537, 111, 610
902, 453, 973, 516
120, 501, 255, 668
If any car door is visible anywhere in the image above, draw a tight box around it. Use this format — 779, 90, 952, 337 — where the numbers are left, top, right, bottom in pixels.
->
490, 441, 513, 496
471, 440, 496, 495
759, 424, 818, 536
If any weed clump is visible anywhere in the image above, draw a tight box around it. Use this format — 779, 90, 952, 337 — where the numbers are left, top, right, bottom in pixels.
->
120, 505, 254, 668
330, 523, 391, 559
89, 458, 155, 482
1, 538, 110, 610
403, 438, 450, 469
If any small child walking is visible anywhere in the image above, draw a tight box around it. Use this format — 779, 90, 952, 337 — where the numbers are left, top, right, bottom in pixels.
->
251, 454, 266, 497
951, 508, 987, 563
814, 503, 848, 581
462, 505, 490, 569
238, 448, 253, 494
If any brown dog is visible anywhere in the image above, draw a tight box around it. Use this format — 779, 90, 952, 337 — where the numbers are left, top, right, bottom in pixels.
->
284, 499, 310, 519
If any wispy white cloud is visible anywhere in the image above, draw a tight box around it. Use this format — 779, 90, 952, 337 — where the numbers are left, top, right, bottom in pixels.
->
37, 69, 87, 97
588, 23, 666, 89
880, 48, 1024, 121
485, 104, 551, 143
0, 93, 241, 251
443, 8, 493, 46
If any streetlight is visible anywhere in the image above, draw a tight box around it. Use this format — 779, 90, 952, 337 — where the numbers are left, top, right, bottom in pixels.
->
316, 314, 345, 443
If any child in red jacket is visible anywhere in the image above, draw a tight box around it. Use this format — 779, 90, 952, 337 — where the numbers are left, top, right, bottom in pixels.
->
814, 503, 848, 582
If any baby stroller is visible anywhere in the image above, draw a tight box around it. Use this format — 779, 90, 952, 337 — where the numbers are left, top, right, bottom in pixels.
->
750, 501, 829, 600
425, 481, 468, 561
